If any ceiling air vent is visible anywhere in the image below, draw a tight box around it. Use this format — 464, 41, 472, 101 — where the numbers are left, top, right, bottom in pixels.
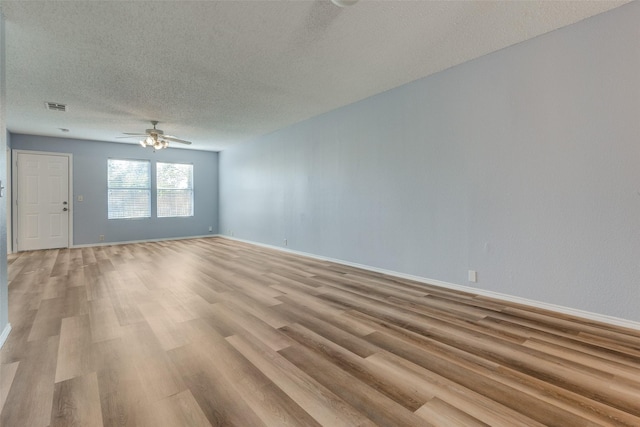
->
44, 102, 67, 112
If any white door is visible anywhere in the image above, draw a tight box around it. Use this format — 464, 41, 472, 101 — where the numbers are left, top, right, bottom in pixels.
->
16, 152, 70, 251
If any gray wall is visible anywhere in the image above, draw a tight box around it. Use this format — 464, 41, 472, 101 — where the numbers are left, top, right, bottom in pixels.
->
219, 2, 640, 322
0, 11, 9, 339
11, 134, 218, 245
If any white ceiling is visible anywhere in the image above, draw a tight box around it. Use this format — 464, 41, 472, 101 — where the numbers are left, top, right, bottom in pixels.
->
1, 0, 629, 152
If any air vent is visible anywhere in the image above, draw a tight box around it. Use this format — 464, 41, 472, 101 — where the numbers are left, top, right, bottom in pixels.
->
44, 102, 67, 112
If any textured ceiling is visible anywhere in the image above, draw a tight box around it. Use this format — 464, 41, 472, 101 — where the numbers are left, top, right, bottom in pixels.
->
0, 0, 630, 152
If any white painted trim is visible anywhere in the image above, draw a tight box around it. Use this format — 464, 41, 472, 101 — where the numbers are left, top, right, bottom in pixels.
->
219, 235, 640, 331
6, 147, 11, 254
12, 149, 73, 252
0, 323, 11, 349
71, 234, 217, 248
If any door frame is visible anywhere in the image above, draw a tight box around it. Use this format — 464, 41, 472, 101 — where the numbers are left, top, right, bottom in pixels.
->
12, 149, 73, 252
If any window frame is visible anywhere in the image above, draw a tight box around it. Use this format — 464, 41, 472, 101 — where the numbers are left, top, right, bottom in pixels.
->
107, 158, 152, 220
156, 161, 194, 218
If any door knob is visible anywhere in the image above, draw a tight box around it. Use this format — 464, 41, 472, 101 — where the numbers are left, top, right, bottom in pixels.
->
63, 201, 68, 205
63, 207, 68, 211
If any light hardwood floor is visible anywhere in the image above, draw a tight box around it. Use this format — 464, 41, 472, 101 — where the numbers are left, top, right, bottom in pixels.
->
1, 237, 639, 426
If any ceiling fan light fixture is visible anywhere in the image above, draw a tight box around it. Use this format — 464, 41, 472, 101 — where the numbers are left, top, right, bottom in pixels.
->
122, 121, 191, 149
139, 134, 169, 150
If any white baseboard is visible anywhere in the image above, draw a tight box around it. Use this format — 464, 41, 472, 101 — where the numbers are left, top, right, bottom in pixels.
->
0, 323, 11, 349
220, 235, 640, 331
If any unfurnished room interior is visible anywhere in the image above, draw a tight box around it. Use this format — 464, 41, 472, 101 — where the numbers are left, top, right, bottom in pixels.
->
0, 1, 639, 426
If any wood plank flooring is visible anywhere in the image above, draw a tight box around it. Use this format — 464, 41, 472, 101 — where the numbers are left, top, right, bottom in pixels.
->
1, 237, 639, 426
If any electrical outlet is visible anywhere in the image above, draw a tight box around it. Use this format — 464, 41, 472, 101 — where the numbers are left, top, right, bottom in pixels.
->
468, 270, 477, 283
284, 239, 288, 246
99, 235, 105, 242
230, 231, 234, 236
208, 226, 213, 232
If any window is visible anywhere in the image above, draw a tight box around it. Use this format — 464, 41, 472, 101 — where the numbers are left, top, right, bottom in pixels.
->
107, 159, 151, 219
157, 162, 194, 217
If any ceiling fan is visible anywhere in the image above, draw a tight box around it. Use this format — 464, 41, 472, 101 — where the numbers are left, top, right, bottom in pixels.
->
118, 121, 192, 150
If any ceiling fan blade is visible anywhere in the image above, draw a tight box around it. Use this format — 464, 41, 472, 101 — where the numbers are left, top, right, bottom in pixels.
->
162, 135, 192, 145
120, 123, 192, 147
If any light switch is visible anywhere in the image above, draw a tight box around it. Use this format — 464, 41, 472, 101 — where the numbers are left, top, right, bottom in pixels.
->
77, 195, 84, 202
468, 270, 477, 283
